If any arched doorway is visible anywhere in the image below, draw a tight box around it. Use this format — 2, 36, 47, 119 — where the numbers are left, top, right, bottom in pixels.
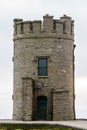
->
37, 96, 47, 120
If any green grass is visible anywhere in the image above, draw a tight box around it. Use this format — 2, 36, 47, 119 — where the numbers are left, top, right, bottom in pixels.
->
0, 125, 73, 130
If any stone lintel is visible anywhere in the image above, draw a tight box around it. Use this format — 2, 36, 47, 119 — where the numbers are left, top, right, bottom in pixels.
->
52, 89, 69, 93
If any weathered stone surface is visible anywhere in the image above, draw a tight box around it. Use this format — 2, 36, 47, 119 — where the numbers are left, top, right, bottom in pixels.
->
13, 15, 75, 121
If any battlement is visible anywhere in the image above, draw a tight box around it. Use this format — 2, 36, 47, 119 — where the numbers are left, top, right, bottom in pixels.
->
13, 15, 74, 38
13, 14, 75, 121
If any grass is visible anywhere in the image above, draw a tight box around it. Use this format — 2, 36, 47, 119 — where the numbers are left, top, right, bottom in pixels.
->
0, 125, 73, 130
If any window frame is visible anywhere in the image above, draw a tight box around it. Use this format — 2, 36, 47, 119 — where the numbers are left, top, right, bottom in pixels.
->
38, 58, 48, 77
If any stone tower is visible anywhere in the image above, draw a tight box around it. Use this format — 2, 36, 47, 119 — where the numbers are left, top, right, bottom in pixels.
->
13, 14, 75, 121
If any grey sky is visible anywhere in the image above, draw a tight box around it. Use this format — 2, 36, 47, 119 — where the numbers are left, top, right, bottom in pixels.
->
0, 0, 87, 119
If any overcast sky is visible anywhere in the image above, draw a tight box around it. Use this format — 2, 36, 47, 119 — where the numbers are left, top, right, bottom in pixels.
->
0, 0, 87, 119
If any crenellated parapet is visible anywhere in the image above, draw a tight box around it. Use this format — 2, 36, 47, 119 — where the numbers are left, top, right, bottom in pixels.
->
13, 15, 74, 40
13, 14, 75, 121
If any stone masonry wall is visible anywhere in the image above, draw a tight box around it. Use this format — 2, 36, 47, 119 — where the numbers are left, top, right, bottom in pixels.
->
13, 15, 75, 121
52, 90, 70, 121
22, 78, 33, 121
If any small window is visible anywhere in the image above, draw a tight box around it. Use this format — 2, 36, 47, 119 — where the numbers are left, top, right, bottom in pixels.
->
21, 23, 23, 32
38, 58, 48, 76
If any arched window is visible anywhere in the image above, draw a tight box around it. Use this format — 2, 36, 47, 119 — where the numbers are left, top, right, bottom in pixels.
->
37, 96, 47, 120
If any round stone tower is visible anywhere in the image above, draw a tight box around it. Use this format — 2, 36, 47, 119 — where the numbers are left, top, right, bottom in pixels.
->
13, 15, 75, 121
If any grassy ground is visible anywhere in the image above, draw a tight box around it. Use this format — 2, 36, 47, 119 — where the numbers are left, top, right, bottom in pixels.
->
0, 125, 73, 130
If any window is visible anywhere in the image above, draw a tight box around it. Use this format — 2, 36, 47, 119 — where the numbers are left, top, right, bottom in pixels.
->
38, 58, 48, 76
21, 23, 23, 32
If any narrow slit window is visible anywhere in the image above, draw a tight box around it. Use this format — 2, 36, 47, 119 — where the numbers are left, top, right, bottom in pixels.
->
38, 58, 48, 76
21, 23, 23, 32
